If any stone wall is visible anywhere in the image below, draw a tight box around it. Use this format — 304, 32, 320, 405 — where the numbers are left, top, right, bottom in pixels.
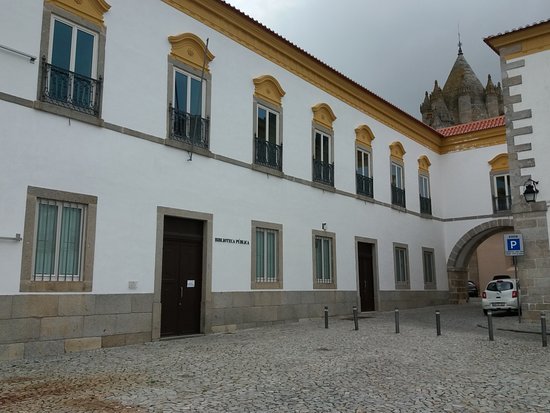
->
378, 290, 450, 311
0, 294, 153, 360
209, 291, 357, 333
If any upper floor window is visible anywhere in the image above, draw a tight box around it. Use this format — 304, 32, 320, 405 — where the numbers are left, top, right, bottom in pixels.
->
355, 125, 375, 198
488, 154, 511, 213
311, 103, 336, 187
493, 173, 511, 212
253, 75, 285, 171
39, 1, 109, 117
389, 142, 406, 208
168, 33, 214, 149
418, 156, 432, 215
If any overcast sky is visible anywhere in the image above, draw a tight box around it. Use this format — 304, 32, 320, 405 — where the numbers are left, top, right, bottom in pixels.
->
224, 0, 549, 119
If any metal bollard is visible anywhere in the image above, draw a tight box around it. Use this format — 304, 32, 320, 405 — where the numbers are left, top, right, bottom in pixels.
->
487, 310, 494, 341
541, 312, 547, 348
394, 308, 400, 334
324, 306, 329, 329
435, 310, 441, 336
353, 306, 359, 331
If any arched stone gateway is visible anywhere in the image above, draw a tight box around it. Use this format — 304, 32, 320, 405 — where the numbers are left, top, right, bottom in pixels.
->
447, 218, 514, 304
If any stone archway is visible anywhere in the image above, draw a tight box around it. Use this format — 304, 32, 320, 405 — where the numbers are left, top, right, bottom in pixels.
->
447, 218, 514, 304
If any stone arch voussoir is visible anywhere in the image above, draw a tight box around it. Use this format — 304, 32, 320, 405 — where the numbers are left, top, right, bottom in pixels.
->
447, 218, 514, 304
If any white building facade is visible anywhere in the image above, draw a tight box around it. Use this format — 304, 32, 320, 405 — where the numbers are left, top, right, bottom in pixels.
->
0, 0, 509, 359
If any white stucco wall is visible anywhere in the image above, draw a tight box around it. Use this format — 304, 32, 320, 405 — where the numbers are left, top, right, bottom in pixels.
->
0, 0, 506, 299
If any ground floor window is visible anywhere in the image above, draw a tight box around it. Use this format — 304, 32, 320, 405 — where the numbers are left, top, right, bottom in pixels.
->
20, 186, 97, 292
251, 221, 283, 289
422, 247, 436, 289
312, 230, 337, 289
394, 243, 409, 289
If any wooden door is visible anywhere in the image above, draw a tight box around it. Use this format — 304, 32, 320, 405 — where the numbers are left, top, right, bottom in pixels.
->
161, 217, 203, 336
358, 242, 375, 312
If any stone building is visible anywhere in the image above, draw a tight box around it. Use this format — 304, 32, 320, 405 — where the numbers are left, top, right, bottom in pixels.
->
421, 46, 504, 129
0, 0, 522, 360
485, 19, 550, 321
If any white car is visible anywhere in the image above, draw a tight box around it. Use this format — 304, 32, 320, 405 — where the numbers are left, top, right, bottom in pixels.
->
481, 279, 520, 315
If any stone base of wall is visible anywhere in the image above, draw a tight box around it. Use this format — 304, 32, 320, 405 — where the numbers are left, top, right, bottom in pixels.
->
377, 290, 450, 311
0, 293, 153, 361
209, 290, 357, 333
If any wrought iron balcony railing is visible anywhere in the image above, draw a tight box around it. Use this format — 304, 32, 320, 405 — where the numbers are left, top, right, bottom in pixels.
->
169, 105, 209, 149
312, 159, 334, 186
391, 185, 406, 208
493, 195, 512, 213
254, 137, 282, 170
41, 58, 102, 116
356, 174, 373, 197
420, 195, 432, 215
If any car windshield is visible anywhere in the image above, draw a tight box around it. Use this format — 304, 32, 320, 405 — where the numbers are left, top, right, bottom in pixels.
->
487, 281, 514, 292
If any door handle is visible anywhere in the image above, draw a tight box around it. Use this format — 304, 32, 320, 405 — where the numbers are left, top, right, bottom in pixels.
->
180, 286, 184, 299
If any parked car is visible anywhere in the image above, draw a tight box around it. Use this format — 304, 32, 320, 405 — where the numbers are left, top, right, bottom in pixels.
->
467, 280, 479, 297
481, 279, 520, 315
492, 274, 512, 280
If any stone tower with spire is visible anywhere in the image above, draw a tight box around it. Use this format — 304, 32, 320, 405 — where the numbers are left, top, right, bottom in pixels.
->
420, 44, 504, 128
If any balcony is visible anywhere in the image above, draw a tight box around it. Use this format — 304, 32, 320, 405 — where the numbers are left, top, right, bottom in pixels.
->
41, 59, 102, 116
356, 174, 373, 197
312, 159, 334, 186
493, 195, 511, 213
420, 195, 432, 215
391, 185, 406, 208
254, 137, 282, 170
169, 105, 209, 149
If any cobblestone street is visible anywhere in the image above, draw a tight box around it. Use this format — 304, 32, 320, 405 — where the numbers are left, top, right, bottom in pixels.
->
1, 303, 548, 412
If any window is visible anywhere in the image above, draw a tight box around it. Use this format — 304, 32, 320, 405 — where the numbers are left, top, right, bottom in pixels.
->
170, 68, 209, 148
311, 103, 336, 187
251, 221, 282, 289
167, 33, 214, 150
313, 130, 334, 186
312, 230, 337, 289
492, 173, 511, 212
422, 248, 436, 289
21, 187, 97, 292
391, 162, 406, 207
393, 244, 409, 289
253, 76, 285, 171
419, 174, 431, 215
33, 199, 85, 281
356, 148, 373, 197
39, 3, 107, 118
254, 103, 282, 170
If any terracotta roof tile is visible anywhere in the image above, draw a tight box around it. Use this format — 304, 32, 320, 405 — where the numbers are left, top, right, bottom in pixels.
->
437, 116, 505, 137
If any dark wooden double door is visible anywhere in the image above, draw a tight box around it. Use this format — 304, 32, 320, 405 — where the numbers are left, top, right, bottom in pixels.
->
161, 217, 203, 337
358, 242, 375, 312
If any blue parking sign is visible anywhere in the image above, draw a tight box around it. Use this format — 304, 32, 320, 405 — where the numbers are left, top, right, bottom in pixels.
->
504, 234, 524, 256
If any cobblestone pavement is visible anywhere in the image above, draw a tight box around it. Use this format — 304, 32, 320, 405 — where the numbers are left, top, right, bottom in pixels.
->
1, 302, 549, 412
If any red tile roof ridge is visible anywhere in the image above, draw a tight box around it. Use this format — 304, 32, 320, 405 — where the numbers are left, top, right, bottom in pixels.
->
437, 115, 505, 137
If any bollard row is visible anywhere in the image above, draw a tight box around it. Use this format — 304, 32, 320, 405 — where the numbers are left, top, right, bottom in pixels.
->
326, 307, 548, 348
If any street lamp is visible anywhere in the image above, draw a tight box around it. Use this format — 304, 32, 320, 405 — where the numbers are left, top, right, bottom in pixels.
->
523, 178, 539, 203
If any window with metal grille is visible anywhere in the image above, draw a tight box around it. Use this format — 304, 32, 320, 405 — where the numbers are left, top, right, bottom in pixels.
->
422, 248, 436, 288
315, 236, 333, 283
33, 199, 86, 281
255, 227, 278, 283
394, 245, 409, 288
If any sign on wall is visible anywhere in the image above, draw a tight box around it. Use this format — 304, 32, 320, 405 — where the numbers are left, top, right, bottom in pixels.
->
504, 234, 524, 256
